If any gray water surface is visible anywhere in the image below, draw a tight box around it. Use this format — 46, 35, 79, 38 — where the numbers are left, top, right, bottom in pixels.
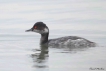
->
0, 0, 106, 71
0, 34, 106, 71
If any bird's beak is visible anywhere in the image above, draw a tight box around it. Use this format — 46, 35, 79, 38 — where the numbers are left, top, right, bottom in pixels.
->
25, 28, 32, 32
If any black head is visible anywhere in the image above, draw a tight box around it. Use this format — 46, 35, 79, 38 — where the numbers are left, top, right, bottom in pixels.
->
26, 22, 49, 34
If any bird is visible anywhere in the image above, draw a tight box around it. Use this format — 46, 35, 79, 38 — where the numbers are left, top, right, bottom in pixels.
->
25, 22, 96, 47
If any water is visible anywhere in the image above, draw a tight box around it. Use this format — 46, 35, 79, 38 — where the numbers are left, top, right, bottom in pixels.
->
0, 0, 106, 71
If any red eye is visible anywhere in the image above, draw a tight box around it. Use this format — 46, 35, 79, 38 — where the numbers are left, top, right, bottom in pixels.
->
34, 26, 37, 29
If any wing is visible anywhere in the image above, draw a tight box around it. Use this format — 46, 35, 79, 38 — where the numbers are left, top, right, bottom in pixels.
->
48, 36, 95, 47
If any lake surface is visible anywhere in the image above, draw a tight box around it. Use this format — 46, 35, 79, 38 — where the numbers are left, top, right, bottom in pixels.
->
0, 0, 106, 71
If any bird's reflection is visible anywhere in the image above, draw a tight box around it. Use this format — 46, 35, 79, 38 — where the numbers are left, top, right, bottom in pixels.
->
31, 44, 94, 69
31, 45, 49, 68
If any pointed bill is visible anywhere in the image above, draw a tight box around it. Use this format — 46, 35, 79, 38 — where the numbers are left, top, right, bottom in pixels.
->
25, 28, 32, 32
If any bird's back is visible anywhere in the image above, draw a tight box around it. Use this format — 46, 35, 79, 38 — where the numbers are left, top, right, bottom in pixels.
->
48, 36, 96, 47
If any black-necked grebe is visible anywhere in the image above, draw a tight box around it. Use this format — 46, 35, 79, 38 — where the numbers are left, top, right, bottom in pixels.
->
26, 22, 96, 47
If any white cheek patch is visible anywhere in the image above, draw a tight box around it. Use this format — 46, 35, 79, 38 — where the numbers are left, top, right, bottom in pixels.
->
33, 28, 49, 34
33, 29, 40, 33
43, 28, 49, 33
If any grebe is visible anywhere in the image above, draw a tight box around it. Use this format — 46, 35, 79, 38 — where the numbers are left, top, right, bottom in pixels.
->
25, 22, 95, 47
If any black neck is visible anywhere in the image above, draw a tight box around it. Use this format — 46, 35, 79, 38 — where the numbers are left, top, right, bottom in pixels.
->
40, 33, 49, 45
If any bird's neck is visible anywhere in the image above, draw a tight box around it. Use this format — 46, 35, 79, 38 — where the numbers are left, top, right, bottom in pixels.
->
40, 33, 49, 45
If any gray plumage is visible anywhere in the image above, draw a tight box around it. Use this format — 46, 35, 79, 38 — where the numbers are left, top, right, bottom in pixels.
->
48, 36, 96, 47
